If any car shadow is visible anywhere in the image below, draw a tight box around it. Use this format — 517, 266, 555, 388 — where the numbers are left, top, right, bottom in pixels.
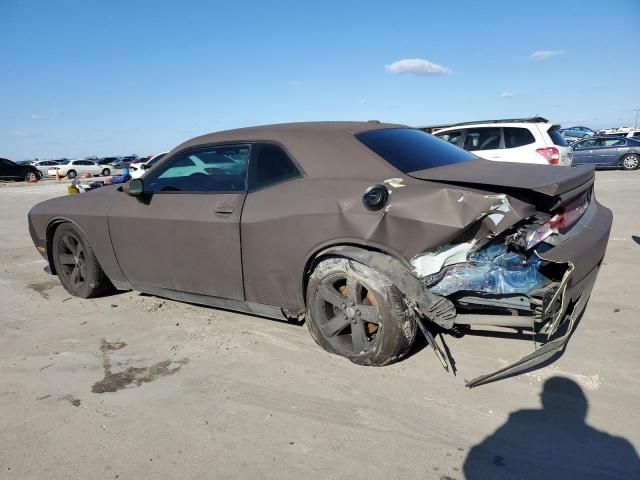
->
463, 376, 640, 479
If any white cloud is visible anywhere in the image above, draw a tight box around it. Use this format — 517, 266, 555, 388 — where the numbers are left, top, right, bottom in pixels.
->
385, 58, 452, 76
499, 92, 515, 99
529, 50, 566, 61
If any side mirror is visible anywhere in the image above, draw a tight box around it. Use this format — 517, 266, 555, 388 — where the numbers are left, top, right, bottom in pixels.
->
125, 178, 144, 196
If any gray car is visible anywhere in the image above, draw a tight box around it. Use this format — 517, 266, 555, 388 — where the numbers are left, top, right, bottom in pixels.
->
571, 136, 640, 170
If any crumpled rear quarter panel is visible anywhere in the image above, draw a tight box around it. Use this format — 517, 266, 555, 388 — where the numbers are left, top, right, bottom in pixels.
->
241, 176, 536, 312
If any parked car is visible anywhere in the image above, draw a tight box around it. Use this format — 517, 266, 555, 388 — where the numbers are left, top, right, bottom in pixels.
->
96, 158, 117, 166
601, 130, 640, 140
28, 122, 612, 387
129, 152, 168, 179
100, 157, 121, 165
109, 156, 138, 169
32, 160, 60, 175
434, 117, 572, 166
559, 126, 595, 139
48, 159, 111, 178
120, 156, 138, 166
571, 136, 640, 170
598, 127, 633, 135
0, 158, 42, 181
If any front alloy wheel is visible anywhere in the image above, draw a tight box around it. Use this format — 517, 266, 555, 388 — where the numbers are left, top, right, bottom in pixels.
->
52, 223, 112, 298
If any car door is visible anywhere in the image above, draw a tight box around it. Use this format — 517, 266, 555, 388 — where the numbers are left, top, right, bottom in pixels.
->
571, 138, 598, 165
107, 143, 250, 300
462, 127, 504, 161
0, 159, 22, 179
503, 127, 537, 163
75, 160, 94, 174
599, 138, 627, 166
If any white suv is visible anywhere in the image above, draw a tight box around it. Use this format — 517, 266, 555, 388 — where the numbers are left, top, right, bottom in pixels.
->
433, 117, 572, 166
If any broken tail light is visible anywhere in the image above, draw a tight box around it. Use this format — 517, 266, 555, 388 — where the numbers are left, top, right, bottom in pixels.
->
526, 195, 589, 250
536, 147, 560, 165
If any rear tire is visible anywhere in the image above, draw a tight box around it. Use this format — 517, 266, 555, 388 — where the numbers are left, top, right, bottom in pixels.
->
67, 170, 77, 179
306, 257, 417, 366
52, 223, 113, 298
101, 168, 111, 176
620, 154, 639, 171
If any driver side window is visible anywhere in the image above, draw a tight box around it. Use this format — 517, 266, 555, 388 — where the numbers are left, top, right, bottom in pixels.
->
146, 145, 250, 193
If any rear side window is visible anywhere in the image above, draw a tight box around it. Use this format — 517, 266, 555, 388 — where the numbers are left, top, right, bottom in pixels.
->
357, 128, 476, 173
435, 130, 463, 145
463, 127, 501, 151
602, 138, 626, 147
249, 144, 301, 190
504, 127, 535, 148
547, 128, 568, 147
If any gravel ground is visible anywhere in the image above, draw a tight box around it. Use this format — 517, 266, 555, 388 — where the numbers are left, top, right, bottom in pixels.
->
1, 171, 639, 479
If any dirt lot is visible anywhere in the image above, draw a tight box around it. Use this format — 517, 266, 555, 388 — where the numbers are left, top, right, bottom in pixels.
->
1, 172, 639, 479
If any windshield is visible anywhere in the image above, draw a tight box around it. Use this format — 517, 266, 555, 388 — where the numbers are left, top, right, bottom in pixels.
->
356, 128, 476, 173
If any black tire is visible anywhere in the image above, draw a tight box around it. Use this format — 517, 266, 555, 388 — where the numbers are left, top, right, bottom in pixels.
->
306, 257, 417, 366
24, 170, 39, 182
51, 223, 113, 298
67, 170, 77, 179
101, 168, 111, 176
620, 154, 639, 171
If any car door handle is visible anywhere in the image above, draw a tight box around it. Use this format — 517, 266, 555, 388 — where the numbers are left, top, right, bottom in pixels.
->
215, 206, 235, 216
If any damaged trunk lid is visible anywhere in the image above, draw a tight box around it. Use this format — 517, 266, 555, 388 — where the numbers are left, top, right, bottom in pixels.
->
409, 159, 594, 208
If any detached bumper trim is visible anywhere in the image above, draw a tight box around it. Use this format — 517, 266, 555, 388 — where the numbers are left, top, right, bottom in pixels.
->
465, 263, 599, 388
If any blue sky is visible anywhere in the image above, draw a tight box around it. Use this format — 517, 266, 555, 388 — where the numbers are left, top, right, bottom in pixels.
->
2, 0, 639, 159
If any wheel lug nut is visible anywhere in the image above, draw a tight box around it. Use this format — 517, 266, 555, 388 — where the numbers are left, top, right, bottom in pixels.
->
341, 303, 346, 309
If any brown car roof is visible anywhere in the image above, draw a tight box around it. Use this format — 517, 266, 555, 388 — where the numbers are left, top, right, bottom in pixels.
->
169, 121, 408, 179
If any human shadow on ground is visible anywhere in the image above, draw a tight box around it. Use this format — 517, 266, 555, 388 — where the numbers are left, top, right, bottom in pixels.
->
463, 376, 640, 479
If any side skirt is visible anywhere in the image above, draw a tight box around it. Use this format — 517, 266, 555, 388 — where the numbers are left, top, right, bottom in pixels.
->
132, 283, 288, 321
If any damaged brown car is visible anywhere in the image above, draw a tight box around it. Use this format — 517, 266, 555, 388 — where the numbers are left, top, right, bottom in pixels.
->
28, 122, 612, 387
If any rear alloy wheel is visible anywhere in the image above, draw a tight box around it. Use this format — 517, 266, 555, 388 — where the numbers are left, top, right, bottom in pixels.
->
67, 170, 77, 179
24, 171, 39, 182
621, 154, 639, 171
306, 257, 417, 366
52, 223, 112, 298
101, 168, 111, 176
